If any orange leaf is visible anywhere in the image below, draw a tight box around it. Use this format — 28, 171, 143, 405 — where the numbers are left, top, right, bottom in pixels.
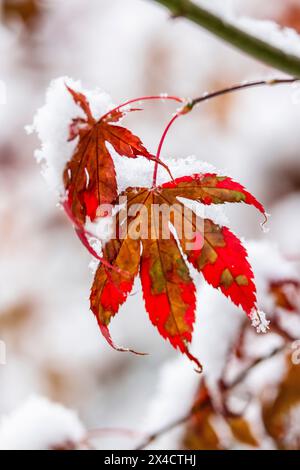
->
227, 417, 259, 447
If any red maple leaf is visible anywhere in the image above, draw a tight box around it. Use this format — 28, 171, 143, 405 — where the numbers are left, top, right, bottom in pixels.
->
63, 85, 171, 227
90, 173, 266, 369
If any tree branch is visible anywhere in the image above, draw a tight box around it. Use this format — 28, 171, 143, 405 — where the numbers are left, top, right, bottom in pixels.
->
223, 344, 287, 390
135, 404, 209, 450
152, 0, 300, 77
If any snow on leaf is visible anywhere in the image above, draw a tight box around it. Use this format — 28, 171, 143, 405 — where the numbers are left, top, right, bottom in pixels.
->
250, 308, 270, 334
64, 86, 169, 227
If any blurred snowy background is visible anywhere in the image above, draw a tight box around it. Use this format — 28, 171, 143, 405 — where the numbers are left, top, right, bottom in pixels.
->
0, 0, 300, 450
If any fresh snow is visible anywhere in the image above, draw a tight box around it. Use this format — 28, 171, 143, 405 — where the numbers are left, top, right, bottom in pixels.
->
6, 0, 299, 450
26, 76, 114, 197
29, 78, 233, 243
0, 395, 85, 450
250, 308, 270, 334
28, 77, 230, 198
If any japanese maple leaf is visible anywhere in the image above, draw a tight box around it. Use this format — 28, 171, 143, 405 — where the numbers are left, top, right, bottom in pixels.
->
90, 173, 266, 369
63, 86, 170, 226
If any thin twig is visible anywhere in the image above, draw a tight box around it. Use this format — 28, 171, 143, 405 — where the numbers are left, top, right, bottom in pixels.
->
224, 344, 287, 390
185, 78, 300, 111
151, 78, 299, 184
135, 405, 209, 450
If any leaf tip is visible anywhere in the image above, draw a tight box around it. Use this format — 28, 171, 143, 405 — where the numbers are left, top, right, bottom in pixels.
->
99, 323, 148, 356
185, 348, 203, 373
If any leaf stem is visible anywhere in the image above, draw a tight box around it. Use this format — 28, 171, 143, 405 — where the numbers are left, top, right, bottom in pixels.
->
152, 0, 300, 77
100, 94, 183, 122
152, 113, 180, 187
152, 77, 300, 185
